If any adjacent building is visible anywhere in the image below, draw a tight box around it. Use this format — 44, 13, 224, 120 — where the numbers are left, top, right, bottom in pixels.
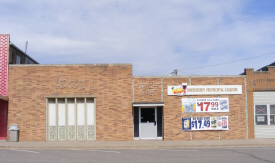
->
0, 34, 38, 140
242, 62, 275, 138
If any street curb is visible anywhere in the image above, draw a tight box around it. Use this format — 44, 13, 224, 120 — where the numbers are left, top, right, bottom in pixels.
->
1, 144, 275, 150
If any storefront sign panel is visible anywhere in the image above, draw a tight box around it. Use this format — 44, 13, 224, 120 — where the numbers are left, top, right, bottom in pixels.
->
168, 85, 242, 95
55, 74, 85, 89
182, 116, 228, 131
136, 83, 159, 96
182, 117, 191, 131
182, 98, 229, 113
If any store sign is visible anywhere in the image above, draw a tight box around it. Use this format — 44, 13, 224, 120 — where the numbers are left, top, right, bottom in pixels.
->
182, 98, 229, 113
55, 74, 85, 89
257, 116, 265, 122
182, 116, 228, 131
168, 84, 242, 95
136, 83, 159, 96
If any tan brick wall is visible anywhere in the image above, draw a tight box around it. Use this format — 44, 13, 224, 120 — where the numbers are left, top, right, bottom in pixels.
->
245, 66, 275, 139
134, 76, 247, 140
8, 64, 133, 141
8, 64, 251, 141
219, 77, 247, 140
248, 67, 275, 91
133, 78, 162, 102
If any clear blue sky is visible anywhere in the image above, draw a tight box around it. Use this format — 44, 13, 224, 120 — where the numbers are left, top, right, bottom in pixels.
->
1, 0, 275, 76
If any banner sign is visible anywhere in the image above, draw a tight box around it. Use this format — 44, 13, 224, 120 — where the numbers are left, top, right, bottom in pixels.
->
182, 116, 228, 131
182, 98, 229, 113
168, 84, 242, 95
168, 83, 187, 96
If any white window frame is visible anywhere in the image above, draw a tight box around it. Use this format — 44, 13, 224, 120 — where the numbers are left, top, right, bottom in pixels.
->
46, 96, 96, 141
254, 104, 275, 126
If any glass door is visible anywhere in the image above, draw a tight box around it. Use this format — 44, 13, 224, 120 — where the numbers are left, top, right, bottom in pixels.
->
139, 108, 157, 139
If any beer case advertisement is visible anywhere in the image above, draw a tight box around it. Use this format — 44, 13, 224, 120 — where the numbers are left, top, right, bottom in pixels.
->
182, 98, 229, 113
182, 116, 229, 131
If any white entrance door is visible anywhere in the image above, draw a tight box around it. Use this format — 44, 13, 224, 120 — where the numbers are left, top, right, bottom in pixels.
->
139, 108, 157, 139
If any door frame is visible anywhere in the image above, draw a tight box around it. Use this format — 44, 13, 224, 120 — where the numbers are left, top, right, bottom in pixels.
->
139, 107, 157, 140
133, 102, 164, 140
0, 99, 8, 140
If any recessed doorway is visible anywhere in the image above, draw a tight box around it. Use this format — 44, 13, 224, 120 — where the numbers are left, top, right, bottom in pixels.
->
133, 103, 163, 140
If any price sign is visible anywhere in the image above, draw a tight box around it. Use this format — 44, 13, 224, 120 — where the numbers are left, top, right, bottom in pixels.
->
182, 116, 229, 131
182, 98, 229, 113
197, 101, 219, 112
191, 117, 211, 130
195, 98, 229, 112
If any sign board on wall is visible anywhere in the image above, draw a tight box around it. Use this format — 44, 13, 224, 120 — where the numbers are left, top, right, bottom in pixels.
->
182, 98, 229, 113
182, 116, 228, 131
168, 84, 242, 95
135, 83, 159, 96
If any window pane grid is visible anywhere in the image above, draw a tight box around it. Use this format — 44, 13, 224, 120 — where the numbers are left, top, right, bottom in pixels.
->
47, 97, 95, 141
255, 104, 275, 125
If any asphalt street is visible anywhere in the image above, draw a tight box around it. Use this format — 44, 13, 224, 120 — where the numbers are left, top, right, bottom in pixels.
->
1, 147, 275, 163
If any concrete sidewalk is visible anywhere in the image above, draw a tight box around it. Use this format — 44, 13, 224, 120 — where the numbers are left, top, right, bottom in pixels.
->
1, 139, 275, 149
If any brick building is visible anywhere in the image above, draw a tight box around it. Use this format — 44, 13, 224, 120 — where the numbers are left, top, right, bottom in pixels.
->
0, 34, 38, 140
6, 62, 250, 141
242, 62, 275, 138
1, 34, 274, 142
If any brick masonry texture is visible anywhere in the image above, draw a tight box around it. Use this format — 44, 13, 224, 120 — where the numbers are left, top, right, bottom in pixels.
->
8, 64, 250, 141
133, 78, 162, 102
245, 66, 275, 139
134, 76, 248, 140
8, 64, 133, 141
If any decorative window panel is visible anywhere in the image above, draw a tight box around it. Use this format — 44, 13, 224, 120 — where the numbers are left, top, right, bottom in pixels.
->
77, 98, 85, 140
47, 97, 96, 141
67, 98, 76, 140
48, 99, 56, 140
87, 98, 95, 140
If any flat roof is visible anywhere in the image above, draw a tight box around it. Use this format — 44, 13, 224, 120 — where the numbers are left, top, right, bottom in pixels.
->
9, 63, 132, 67
134, 75, 245, 78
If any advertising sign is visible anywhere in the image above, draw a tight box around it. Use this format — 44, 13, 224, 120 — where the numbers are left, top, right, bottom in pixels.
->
168, 83, 187, 96
182, 117, 191, 131
257, 116, 265, 122
182, 98, 229, 113
181, 98, 196, 113
182, 116, 228, 131
168, 84, 242, 95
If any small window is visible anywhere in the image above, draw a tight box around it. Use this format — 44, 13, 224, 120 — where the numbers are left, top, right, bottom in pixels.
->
141, 108, 155, 123
25, 58, 31, 64
255, 105, 275, 125
255, 105, 267, 114
255, 105, 267, 125
16, 55, 21, 64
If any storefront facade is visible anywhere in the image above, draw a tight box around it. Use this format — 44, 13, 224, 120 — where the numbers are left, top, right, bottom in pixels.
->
7, 64, 133, 141
244, 64, 275, 138
6, 64, 255, 141
0, 34, 38, 140
133, 76, 252, 140
5, 32, 275, 141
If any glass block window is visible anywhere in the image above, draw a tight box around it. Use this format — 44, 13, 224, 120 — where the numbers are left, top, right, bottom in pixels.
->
47, 97, 95, 141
